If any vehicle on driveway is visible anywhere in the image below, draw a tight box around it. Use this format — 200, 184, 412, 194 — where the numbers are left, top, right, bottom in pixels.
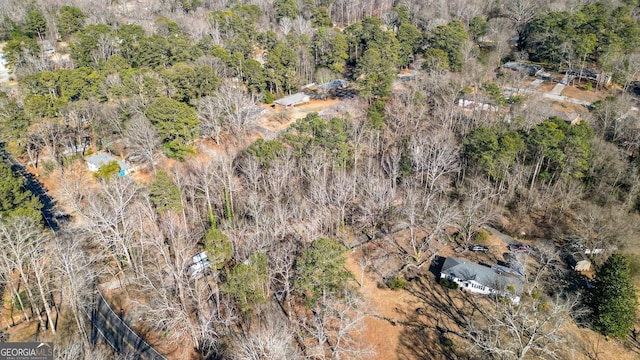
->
470, 245, 489, 252
508, 243, 531, 253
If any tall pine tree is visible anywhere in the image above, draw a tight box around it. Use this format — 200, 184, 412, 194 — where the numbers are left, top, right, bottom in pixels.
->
589, 253, 638, 339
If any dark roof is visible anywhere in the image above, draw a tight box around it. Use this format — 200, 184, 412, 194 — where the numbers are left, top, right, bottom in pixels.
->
319, 79, 348, 90
569, 252, 590, 264
503, 62, 542, 75
441, 257, 523, 292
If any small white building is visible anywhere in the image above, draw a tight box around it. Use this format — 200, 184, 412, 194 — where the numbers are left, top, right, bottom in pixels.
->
457, 99, 499, 112
85, 153, 132, 176
275, 92, 310, 108
570, 253, 592, 272
189, 251, 211, 277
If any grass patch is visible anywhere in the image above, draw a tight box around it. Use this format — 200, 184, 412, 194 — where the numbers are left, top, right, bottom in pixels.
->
386, 276, 408, 290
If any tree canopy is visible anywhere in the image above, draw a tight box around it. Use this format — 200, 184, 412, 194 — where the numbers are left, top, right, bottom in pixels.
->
427, 20, 468, 72
519, 4, 640, 67
589, 253, 638, 339
145, 97, 199, 160
295, 238, 352, 307
148, 170, 183, 213
463, 118, 593, 184
0, 162, 42, 222
223, 252, 268, 313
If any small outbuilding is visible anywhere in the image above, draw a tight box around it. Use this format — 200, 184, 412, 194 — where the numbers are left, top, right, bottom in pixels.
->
275, 92, 310, 108
85, 153, 132, 176
570, 253, 592, 272
559, 112, 581, 125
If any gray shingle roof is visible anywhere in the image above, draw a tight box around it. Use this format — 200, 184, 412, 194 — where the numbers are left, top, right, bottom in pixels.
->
275, 92, 309, 106
441, 257, 523, 292
86, 153, 131, 172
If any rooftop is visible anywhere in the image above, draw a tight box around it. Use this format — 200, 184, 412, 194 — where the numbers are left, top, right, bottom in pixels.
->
85, 153, 131, 171
441, 257, 524, 292
275, 92, 309, 106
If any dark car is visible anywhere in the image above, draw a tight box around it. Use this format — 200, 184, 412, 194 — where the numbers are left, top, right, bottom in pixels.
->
470, 245, 489, 252
508, 244, 530, 253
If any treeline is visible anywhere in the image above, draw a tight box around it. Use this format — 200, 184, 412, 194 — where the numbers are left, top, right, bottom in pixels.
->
518, 2, 640, 84
464, 118, 593, 187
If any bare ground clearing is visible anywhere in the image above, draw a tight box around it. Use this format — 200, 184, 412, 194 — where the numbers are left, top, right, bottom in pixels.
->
536, 81, 558, 93
561, 85, 608, 103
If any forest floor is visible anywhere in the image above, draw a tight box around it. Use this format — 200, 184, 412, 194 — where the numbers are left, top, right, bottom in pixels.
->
561, 84, 608, 103
535, 81, 558, 94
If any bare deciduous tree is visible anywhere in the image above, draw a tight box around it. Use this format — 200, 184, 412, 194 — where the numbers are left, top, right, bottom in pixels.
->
410, 128, 460, 193
230, 308, 301, 360
124, 114, 161, 171
54, 232, 99, 346
197, 84, 262, 143
466, 294, 580, 360
300, 292, 374, 360
77, 177, 145, 274
458, 179, 497, 246
526, 243, 563, 295
0, 217, 55, 333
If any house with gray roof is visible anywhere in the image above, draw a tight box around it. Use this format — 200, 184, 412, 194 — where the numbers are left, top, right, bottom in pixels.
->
85, 153, 132, 176
440, 257, 524, 303
275, 92, 310, 108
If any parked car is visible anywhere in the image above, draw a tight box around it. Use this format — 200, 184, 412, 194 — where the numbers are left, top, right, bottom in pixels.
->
470, 245, 489, 252
508, 244, 530, 253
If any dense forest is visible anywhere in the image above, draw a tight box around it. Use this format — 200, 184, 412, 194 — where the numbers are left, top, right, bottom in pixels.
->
0, 0, 640, 359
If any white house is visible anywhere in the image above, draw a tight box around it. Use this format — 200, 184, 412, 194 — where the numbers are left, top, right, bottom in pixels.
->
457, 99, 499, 112
85, 153, 132, 176
440, 257, 524, 303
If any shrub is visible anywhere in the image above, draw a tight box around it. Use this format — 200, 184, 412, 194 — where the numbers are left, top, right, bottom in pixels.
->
627, 254, 640, 280
94, 160, 120, 179
440, 278, 459, 290
386, 276, 408, 290
441, 336, 454, 348
473, 229, 490, 244
263, 91, 275, 104
507, 94, 524, 104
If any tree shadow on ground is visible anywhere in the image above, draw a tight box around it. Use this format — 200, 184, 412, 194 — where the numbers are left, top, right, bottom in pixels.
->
624, 329, 640, 357
394, 265, 480, 360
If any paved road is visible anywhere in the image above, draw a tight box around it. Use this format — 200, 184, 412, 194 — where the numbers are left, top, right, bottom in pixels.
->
91, 290, 166, 360
549, 75, 569, 96
485, 226, 516, 246
542, 92, 591, 107
527, 79, 544, 91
